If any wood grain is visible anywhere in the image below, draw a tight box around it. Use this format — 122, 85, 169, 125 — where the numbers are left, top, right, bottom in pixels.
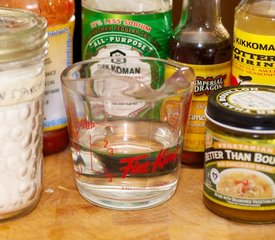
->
0, 148, 273, 240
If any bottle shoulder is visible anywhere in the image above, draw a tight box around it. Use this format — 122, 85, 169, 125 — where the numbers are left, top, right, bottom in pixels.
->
174, 23, 230, 44
235, 0, 275, 35
82, 0, 172, 13
0, 0, 75, 25
38, 0, 75, 25
237, 0, 275, 17
169, 26, 232, 65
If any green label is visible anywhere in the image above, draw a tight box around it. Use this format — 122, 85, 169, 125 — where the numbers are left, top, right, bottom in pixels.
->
204, 129, 275, 211
82, 8, 172, 59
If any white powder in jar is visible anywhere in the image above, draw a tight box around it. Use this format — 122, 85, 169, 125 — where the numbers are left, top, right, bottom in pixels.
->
0, 7, 47, 220
0, 64, 45, 216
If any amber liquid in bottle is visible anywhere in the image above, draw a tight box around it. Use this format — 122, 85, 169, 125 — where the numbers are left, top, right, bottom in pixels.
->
0, 0, 75, 155
169, 34, 232, 65
169, 16, 232, 165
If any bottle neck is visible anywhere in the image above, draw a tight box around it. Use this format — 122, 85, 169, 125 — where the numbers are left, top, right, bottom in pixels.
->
180, 0, 221, 30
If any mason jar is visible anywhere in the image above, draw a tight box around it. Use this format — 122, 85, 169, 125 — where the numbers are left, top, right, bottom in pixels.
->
0, 7, 47, 221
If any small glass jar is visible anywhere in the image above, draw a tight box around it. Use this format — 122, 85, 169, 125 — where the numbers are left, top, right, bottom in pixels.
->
0, 8, 47, 221
203, 85, 275, 223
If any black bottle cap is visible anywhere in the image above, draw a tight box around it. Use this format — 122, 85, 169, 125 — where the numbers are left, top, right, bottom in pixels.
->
206, 85, 275, 132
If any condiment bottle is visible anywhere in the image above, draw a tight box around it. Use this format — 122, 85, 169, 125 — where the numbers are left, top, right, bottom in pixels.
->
0, 0, 75, 155
204, 85, 275, 223
81, 0, 173, 59
169, 0, 232, 165
232, 0, 275, 85
0, 7, 47, 220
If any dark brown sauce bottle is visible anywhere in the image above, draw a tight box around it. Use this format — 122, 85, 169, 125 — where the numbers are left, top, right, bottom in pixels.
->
169, 0, 232, 166
169, 33, 232, 65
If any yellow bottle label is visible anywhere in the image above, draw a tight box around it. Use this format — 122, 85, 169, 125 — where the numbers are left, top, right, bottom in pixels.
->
44, 19, 75, 131
232, 27, 275, 85
182, 62, 231, 152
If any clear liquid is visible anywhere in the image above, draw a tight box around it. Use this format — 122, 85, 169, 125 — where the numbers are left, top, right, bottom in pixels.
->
235, 1, 275, 35
70, 120, 181, 209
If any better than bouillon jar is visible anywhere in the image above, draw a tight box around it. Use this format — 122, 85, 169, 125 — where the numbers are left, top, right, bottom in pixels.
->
203, 85, 275, 223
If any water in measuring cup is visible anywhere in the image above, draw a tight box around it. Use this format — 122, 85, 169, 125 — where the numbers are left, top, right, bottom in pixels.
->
70, 120, 181, 210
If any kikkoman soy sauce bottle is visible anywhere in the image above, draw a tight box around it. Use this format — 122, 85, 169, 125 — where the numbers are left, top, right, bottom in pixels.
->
231, 0, 275, 85
169, 0, 232, 165
81, 0, 173, 59
0, 0, 75, 155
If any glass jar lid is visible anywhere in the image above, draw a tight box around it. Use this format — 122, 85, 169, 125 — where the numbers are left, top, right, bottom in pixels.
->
0, 7, 48, 63
206, 85, 275, 133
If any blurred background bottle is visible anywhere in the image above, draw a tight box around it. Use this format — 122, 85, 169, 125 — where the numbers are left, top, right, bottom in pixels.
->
0, 0, 75, 155
231, 0, 275, 85
169, 0, 232, 165
81, 0, 173, 59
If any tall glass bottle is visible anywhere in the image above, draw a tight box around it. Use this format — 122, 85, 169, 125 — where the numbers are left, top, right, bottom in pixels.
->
0, 0, 75, 155
232, 0, 275, 85
81, 0, 173, 59
169, 0, 232, 165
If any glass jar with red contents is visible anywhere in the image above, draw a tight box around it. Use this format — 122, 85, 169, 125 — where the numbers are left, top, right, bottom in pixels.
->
0, 0, 75, 155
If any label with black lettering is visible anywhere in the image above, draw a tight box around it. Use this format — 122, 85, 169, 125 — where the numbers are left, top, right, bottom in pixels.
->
232, 27, 275, 85
204, 129, 275, 210
181, 62, 231, 152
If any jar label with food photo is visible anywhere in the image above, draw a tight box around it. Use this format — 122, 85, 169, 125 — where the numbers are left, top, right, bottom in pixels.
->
204, 133, 275, 211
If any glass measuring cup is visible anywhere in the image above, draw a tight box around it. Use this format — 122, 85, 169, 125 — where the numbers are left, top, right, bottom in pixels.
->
61, 56, 194, 210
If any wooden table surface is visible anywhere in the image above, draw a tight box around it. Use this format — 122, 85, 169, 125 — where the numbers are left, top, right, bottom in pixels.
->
1, 148, 274, 240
